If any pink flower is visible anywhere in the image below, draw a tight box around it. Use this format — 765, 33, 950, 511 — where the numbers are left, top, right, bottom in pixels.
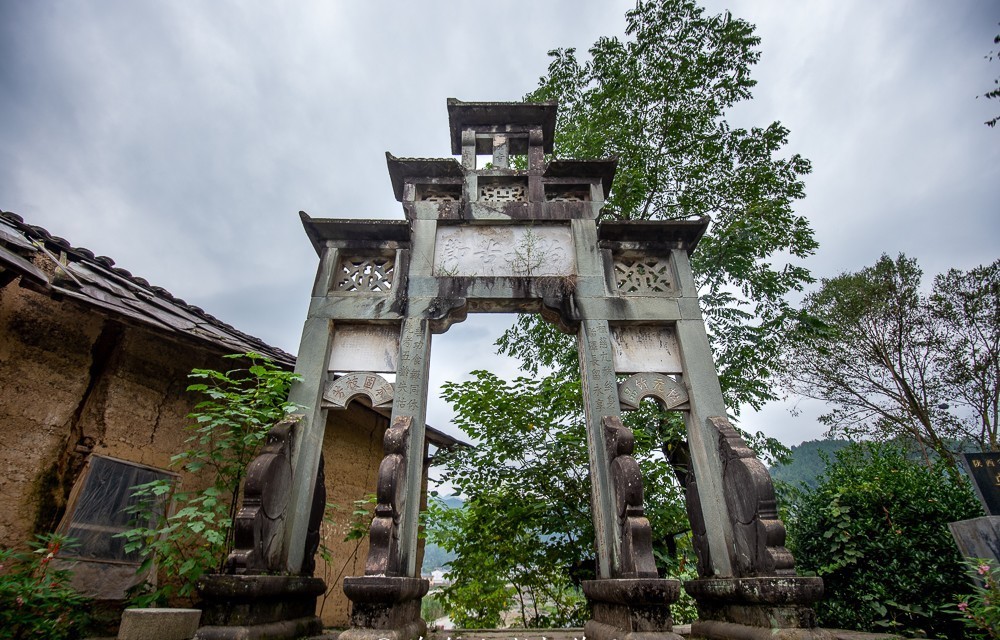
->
958, 601, 969, 611
977, 563, 990, 575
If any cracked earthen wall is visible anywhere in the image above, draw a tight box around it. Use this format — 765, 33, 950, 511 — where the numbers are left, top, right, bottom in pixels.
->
0, 277, 224, 543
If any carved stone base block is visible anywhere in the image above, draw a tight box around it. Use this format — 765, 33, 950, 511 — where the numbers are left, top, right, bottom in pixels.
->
340, 575, 428, 640
583, 578, 684, 640
685, 577, 833, 640
194, 574, 325, 640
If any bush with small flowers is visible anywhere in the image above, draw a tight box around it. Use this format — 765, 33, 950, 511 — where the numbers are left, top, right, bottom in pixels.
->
956, 559, 1000, 639
0, 534, 90, 639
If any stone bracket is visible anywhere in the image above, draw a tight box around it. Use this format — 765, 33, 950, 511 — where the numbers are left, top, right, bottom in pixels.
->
603, 416, 658, 579
711, 416, 795, 577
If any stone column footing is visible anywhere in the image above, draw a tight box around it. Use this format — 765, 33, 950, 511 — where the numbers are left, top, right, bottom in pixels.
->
583, 578, 684, 640
339, 575, 429, 640
194, 574, 325, 640
685, 576, 824, 632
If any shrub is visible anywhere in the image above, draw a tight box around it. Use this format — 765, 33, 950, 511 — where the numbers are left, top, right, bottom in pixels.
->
956, 559, 1000, 638
0, 534, 90, 639
120, 353, 300, 606
789, 443, 982, 637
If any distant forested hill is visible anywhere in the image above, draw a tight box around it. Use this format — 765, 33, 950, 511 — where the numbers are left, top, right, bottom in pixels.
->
421, 495, 462, 573
768, 438, 852, 489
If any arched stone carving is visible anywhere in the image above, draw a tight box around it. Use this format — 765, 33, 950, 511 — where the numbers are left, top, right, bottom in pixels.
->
618, 372, 689, 411
322, 372, 394, 410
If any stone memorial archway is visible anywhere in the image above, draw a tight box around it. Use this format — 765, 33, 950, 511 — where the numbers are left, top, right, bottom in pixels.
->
209, 100, 826, 640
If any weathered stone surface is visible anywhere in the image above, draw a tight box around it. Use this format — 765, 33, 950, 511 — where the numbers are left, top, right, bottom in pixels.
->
963, 452, 1000, 515
118, 608, 201, 640
226, 418, 297, 574
197, 574, 325, 638
712, 417, 796, 577
340, 575, 428, 640
583, 578, 683, 640
949, 516, 1000, 564
685, 577, 823, 630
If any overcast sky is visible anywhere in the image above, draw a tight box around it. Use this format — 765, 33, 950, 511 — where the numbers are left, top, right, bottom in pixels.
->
2, 1, 997, 448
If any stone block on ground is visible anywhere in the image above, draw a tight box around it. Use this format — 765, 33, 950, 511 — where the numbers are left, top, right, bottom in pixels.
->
118, 608, 201, 640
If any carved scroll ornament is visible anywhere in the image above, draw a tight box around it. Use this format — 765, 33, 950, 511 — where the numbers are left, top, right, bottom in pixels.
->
710, 416, 795, 577
226, 415, 325, 575
603, 416, 658, 578
364, 415, 411, 576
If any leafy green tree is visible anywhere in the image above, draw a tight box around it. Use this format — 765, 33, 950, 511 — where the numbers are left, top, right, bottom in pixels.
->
789, 443, 982, 637
931, 259, 1000, 451
507, 0, 816, 411
984, 26, 999, 128
120, 353, 300, 605
430, 0, 810, 626
785, 254, 951, 461
428, 371, 690, 628
785, 255, 1000, 464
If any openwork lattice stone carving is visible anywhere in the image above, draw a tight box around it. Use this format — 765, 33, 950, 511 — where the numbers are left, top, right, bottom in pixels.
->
335, 255, 395, 293
480, 182, 526, 202
365, 415, 411, 576
603, 416, 658, 578
614, 257, 672, 295
418, 186, 460, 203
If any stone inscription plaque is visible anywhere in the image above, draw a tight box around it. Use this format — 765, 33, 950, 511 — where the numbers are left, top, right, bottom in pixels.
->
433, 225, 574, 277
329, 325, 400, 373
964, 452, 1000, 516
609, 326, 682, 374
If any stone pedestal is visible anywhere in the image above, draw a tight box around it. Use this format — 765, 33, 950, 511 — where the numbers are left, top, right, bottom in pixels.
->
583, 578, 684, 640
685, 577, 833, 640
194, 574, 325, 640
339, 575, 428, 640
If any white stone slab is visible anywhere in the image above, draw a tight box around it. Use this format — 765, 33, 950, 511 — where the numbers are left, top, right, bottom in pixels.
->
610, 325, 682, 374
433, 225, 575, 277
329, 324, 400, 373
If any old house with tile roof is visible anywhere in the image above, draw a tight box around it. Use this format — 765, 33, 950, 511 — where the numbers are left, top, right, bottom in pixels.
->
0, 210, 457, 627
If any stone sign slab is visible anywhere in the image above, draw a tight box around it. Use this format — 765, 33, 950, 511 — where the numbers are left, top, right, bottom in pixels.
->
964, 452, 1000, 516
610, 325, 682, 374
433, 225, 575, 277
329, 324, 400, 373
